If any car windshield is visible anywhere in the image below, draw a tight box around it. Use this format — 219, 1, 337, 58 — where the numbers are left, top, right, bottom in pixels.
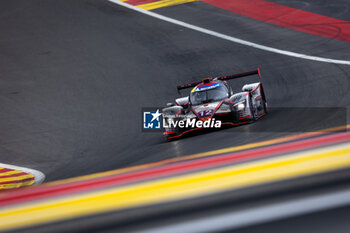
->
190, 85, 229, 105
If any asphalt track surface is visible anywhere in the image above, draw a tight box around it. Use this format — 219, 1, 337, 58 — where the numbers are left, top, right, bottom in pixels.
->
1, 0, 349, 181
0, 0, 350, 232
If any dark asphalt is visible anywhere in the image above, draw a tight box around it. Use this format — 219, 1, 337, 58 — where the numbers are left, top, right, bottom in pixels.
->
0, 0, 349, 232
0, 0, 349, 181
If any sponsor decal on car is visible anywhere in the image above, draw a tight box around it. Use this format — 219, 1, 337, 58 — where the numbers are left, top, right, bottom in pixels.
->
191, 82, 222, 92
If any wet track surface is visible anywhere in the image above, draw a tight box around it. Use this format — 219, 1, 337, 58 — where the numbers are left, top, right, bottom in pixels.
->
0, 0, 350, 232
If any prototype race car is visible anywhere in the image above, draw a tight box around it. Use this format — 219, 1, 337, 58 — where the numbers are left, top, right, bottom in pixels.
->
162, 69, 267, 140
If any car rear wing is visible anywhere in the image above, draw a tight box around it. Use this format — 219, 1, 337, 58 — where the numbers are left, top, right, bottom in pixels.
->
177, 68, 261, 91
217, 68, 261, 81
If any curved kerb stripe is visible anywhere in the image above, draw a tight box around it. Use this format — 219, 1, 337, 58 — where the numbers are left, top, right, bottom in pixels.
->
108, 0, 350, 65
0, 163, 45, 187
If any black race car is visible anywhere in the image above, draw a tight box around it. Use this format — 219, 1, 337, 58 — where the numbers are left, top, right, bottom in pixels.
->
162, 69, 267, 140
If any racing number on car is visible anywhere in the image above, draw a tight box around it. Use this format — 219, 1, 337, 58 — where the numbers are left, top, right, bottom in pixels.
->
198, 110, 214, 117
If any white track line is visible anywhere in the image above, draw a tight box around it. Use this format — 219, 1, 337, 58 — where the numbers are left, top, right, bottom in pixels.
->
108, 0, 350, 65
0, 163, 45, 185
137, 188, 350, 233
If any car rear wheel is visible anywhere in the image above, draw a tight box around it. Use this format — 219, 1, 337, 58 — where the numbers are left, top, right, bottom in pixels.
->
248, 96, 256, 121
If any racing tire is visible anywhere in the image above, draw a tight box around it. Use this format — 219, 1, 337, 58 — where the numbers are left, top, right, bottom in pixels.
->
263, 99, 268, 114
248, 96, 256, 122
260, 84, 268, 114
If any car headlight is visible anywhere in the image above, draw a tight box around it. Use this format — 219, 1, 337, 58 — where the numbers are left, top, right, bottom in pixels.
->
234, 101, 245, 111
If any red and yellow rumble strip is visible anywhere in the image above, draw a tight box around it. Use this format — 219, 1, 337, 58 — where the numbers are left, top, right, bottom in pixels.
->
122, 0, 197, 10
0, 126, 349, 231
119, 0, 350, 42
0, 139, 349, 231
0, 124, 348, 207
0, 129, 349, 207
0, 168, 35, 190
